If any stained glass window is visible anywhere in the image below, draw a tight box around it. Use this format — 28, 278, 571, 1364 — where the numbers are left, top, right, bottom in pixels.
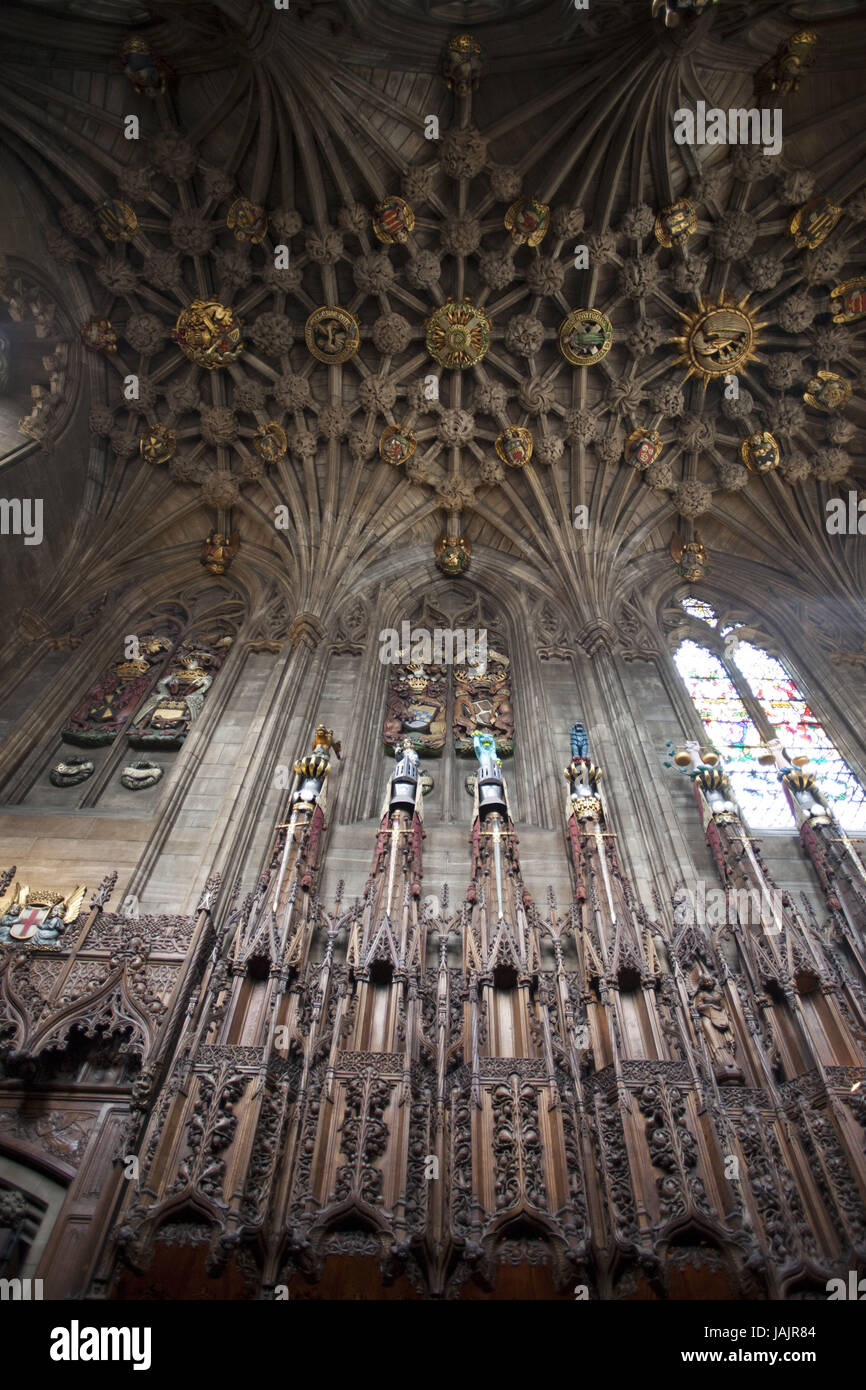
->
681, 597, 717, 626
673, 641, 793, 828
731, 642, 866, 833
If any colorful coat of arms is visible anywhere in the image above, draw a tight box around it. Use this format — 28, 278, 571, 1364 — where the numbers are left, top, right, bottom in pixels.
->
673, 296, 761, 384
790, 196, 843, 251
426, 299, 491, 370
129, 638, 232, 750
174, 300, 243, 369
139, 424, 177, 466
504, 198, 550, 247
804, 371, 851, 413
97, 198, 138, 243
495, 425, 533, 469
254, 422, 288, 463
0, 884, 86, 947
80, 316, 116, 353
654, 198, 697, 247
226, 198, 268, 244
453, 650, 514, 757
379, 423, 417, 467
830, 278, 866, 324
63, 632, 173, 746
372, 196, 415, 244
740, 431, 780, 473
624, 428, 663, 470
383, 660, 447, 755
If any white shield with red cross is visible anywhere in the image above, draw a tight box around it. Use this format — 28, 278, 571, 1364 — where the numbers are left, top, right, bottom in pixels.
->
10, 905, 48, 940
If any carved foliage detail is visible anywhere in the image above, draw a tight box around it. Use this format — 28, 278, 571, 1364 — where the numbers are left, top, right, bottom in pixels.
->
797, 1106, 866, 1247
636, 1083, 711, 1223
490, 1077, 548, 1212
451, 1088, 473, 1236
735, 1105, 818, 1263
594, 1096, 639, 1243
334, 1069, 393, 1206
172, 1067, 247, 1201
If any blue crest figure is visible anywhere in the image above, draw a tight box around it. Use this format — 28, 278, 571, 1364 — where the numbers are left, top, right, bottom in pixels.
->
570, 722, 589, 760
473, 729, 499, 771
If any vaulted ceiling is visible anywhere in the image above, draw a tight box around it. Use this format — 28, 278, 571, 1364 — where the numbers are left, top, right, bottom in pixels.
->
0, 0, 864, 651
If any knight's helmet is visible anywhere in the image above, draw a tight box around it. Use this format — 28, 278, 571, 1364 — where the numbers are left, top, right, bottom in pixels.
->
389, 737, 420, 814
292, 724, 339, 805
474, 729, 506, 818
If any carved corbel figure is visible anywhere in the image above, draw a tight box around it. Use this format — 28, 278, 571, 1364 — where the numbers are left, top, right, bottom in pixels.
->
200, 531, 239, 576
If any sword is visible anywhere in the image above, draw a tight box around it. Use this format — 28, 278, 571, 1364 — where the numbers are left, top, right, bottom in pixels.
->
271, 808, 298, 916
593, 821, 617, 924
385, 817, 405, 916
492, 820, 505, 921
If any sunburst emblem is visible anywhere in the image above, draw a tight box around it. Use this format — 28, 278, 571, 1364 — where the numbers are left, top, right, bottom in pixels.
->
426, 298, 491, 369
671, 292, 766, 387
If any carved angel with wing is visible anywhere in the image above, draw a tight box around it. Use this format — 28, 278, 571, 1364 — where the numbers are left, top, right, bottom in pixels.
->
0, 883, 87, 945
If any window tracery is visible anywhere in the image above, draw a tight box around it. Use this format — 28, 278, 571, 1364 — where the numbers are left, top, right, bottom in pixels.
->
673, 633, 866, 832
673, 640, 791, 828
732, 641, 866, 833
680, 597, 717, 627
